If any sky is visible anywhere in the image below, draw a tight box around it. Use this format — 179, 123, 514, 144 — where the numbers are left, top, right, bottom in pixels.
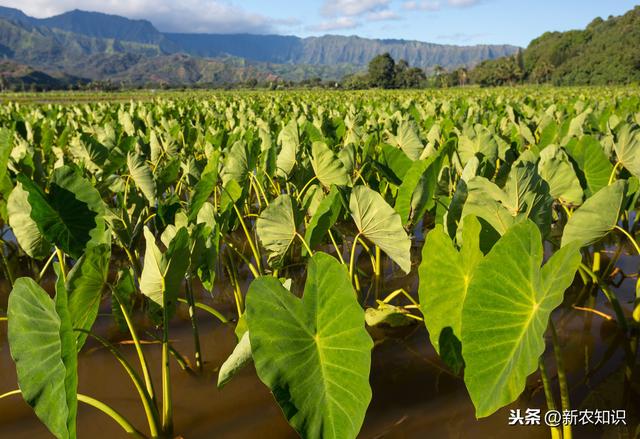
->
0, 0, 638, 47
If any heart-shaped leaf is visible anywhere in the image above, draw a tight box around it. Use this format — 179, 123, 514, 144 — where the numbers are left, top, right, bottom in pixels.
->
66, 243, 111, 350
311, 141, 350, 187
461, 221, 581, 417
246, 252, 372, 439
8, 276, 78, 439
350, 185, 412, 273
140, 227, 190, 317
127, 151, 156, 204
15, 166, 105, 259
7, 181, 51, 259
304, 186, 342, 253
276, 119, 300, 178
561, 180, 626, 248
537, 144, 583, 205
419, 216, 483, 355
565, 136, 612, 197
614, 124, 640, 178
256, 194, 299, 265
388, 121, 424, 160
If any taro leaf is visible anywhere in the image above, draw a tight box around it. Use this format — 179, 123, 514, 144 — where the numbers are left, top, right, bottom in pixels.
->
127, 151, 156, 204
457, 125, 498, 168
614, 124, 640, 178
350, 185, 412, 274
140, 227, 190, 317
246, 252, 373, 439
7, 181, 51, 259
419, 216, 483, 357
365, 303, 415, 328
461, 221, 581, 417
188, 150, 220, 221
0, 128, 12, 183
16, 167, 104, 259
66, 243, 111, 350
276, 119, 299, 178
304, 186, 342, 254
8, 277, 78, 439
462, 162, 552, 237
311, 141, 349, 187
217, 331, 252, 389
221, 140, 250, 186
389, 121, 423, 160
537, 144, 583, 205
112, 268, 136, 332
565, 136, 612, 197
337, 143, 355, 174
395, 153, 442, 225
561, 180, 626, 248
379, 143, 413, 184
256, 194, 298, 266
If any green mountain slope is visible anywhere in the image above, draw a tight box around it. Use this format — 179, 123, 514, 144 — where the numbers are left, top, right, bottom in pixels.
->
470, 6, 640, 85
0, 7, 517, 72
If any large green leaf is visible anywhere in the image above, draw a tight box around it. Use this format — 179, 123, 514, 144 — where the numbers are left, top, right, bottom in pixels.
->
565, 136, 612, 197
389, 121, 424, 160
66, 243, 111, 350
217, 331, 252, 389
188, 150, 220, 221
276, 119, 299, 177
246, 252, 372, 439
221, 140, 250, 186
561, 180, 626, 248
350, 185, 412, 273
311, 141, 349, 187
0, 128, 12, 183
7, 277, 78, 439
127, 151, 156, 203
419, 216, 483, 355
462, 162, 552, 236
457, 125, 498, 168
16, 167, 105, 259
140, 227, 190, 316
613, 124, 640, 178
395, 153, 442, 225
256, 194, 299, 265
7, 181, 51, 259
304, 186, 342, 253
537, 144, 583, 205
461, 221, 581, 417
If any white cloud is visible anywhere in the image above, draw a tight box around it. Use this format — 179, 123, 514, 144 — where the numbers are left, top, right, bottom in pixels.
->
403, 1, 441, 11
320, 0, 390, 18
402, 0, 481, 11
0, 0, 291, 33
308, 16, 359, 32
367, 10, 401, 21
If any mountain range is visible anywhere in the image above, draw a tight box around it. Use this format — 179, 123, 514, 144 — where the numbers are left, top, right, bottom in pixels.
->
0, 6, 518, 87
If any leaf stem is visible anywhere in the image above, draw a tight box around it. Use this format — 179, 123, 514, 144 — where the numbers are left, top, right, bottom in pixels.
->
178, 298, 228, 323
77, 394, 146, 438
608, 161, 621, 185
550, 321, 571, 439
538, 358, 562, 439
614, 225, 640, 255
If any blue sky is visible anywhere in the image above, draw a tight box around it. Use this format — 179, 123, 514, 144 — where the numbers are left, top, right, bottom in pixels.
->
3, 0, 639, 46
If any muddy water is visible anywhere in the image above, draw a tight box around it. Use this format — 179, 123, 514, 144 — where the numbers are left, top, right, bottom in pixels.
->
0, 252, 638, 438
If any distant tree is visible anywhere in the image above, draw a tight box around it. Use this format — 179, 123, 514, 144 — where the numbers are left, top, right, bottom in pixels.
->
402, 67, 427, 88
368, 53, 396, 88
530, 60, 554, 83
